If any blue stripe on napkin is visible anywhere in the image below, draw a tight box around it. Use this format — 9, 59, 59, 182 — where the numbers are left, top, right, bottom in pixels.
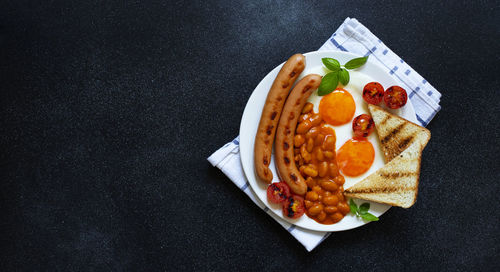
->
208, 17, 441, 252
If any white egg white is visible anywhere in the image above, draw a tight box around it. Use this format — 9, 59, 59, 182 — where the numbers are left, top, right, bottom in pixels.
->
305, 68, 385, 189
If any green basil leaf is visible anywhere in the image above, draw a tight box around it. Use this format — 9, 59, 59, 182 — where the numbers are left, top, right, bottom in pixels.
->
318, 72, 338, 96
338, 68, 349, 85
349, 198, 358, 215
322, 58, 341, 72
361, 213, 379, 221
344, 56, 369, 70
359, 203, 370, 215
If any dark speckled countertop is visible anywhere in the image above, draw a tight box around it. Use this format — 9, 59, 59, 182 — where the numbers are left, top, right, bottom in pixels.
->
1, 0, 499, 271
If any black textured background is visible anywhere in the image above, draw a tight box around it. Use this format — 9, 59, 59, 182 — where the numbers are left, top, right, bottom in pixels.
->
1, 0, 499, 271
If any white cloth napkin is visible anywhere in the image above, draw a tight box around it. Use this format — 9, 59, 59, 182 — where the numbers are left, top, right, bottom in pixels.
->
207, 17, 441, 251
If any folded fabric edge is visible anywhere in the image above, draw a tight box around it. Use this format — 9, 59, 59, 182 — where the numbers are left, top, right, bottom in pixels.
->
342, 18, 442, 103
208, 16, 442, 251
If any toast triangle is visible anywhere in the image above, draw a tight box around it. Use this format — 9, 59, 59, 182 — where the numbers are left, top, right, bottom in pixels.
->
368, 104, 431, 162
344, 140, 423, 208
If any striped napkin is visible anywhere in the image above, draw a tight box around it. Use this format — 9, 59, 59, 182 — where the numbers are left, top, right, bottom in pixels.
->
207, 17, 441, 251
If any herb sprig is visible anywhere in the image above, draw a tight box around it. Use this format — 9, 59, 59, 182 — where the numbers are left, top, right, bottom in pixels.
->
349, 199, 379, 222
318, 56, 368, 96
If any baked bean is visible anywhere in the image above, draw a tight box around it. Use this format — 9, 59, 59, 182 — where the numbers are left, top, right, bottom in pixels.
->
299, 113, 310, 123
302, 103, 313, 114
322, 135, 335, 151
324, 206, 338, 214
315, 147, 324, 161
306, 191, 319, 201
305, 177, 316, 188
314, 133, 325, 146
300, 145, 311, 163
320, 124, 336, 136
294, 134, 305, 147
317, 211, 327, 221
320, 181, 338, 192
324, 151, 334, 159
331, 212, 344, 223
310, 114, 322, 127
295, 105, 348, 225
305, 127, 319, 140
318, 161, 328, 177
329, 162, 339, 176
336, 191, 345, 202
303, 166, 318, 177
299, 165, 306, 175
296, 120, 312, 134
322, 195, 339, 206
307, 163, 317, 170
306, 138, 314, 152
308, 204, 324, 216
338, 202, 350, 215
312, 185, 322, 193
334, 175, 345, 185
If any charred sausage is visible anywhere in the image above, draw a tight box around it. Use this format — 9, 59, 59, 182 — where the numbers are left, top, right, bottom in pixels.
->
254, 54, 305, 183
275, 74, 322, 195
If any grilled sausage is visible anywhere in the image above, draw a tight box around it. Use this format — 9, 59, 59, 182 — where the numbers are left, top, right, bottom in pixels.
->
254, 54, 305, 183
275, 74, 322, 195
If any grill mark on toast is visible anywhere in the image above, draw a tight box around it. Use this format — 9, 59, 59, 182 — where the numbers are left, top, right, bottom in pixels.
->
397, 136, 414, 151
378, 115, 390, 127
378, 172, 416, 179
388, 156, 419, 165
380, 122, 406, 144
346, 186, 417, 194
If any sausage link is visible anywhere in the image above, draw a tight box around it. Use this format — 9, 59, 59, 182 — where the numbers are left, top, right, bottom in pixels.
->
254, 54, 305, 183
275, 74, 322, 195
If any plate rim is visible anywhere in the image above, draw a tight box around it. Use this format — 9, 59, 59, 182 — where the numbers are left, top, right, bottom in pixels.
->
239, 50, 417, 231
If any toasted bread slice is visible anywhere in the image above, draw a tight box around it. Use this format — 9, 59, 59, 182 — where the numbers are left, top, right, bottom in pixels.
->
344, 140, 423, 208
368, 104, 431, 162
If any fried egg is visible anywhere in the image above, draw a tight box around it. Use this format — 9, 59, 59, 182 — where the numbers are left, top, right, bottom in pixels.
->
305, 68, 385, 188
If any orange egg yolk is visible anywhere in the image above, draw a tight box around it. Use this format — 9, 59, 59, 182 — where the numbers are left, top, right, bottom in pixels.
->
319, 89, 356, 126
336, 138, 375, 177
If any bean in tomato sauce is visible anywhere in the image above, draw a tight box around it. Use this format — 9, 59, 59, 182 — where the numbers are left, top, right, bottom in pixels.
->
294, 102, 350, 224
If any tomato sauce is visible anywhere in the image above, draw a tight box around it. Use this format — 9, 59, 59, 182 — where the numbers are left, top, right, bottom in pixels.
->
294, 103, 350, 224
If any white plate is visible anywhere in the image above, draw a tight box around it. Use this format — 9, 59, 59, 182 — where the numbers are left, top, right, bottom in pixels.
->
239, 51, 417, 232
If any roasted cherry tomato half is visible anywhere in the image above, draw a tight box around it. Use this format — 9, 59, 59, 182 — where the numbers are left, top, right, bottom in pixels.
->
267, 182, 291, 204
282, 195, 305, 219
384, 86, 408, 109
352, 114, 375, 137
362, 82, 385, 105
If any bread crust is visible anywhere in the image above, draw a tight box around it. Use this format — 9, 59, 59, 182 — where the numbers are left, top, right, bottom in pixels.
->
345, 106, 431, 208
368, 104, 430, 162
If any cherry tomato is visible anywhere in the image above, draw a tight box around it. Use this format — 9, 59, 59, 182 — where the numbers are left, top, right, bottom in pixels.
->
266, 182, 291, 204
352, 114, 375, 137
282, 195, 305, 219
362, 82, 384, 105
384, 86, 408, 109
